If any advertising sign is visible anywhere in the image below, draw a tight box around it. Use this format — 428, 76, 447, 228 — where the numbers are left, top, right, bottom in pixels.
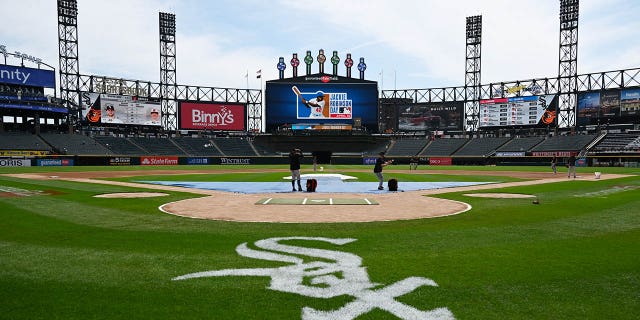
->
495, 152, 526, 157
178, 102, 246, 131
398, 102, 463, 131
0, 65, 55, 88
140, 156, 178, 166
576, 88, 640, 125
0, 102, 68, 114
363, 157, 377, 165
577, 92, 600, 120
109, 157, 131, 166
186, 157, 210, 165
620, 88, 640, 116
81, 93, 162, 126
219, 158, 251, 165
428, 157, 452, 166
0, 150, 49, 157
0, 159, 31, 167
37, 159, 74, 166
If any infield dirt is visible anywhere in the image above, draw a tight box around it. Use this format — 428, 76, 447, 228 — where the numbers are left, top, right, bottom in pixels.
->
5, 169, 626, 223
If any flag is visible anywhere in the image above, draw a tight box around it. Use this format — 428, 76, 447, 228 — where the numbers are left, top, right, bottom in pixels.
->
256, 69, 262, 79
244, 71, 248, 79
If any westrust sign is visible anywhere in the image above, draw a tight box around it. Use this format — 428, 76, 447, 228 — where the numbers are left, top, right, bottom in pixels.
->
179, 101, 246, 131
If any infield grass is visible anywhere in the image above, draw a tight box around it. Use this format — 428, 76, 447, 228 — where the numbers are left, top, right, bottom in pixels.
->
0, 165, 638, 319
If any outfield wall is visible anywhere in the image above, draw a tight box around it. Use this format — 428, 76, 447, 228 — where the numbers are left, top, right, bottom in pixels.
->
1, 154, 638, 167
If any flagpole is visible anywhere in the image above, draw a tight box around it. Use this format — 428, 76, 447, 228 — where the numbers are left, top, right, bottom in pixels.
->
246, 70, 249, 90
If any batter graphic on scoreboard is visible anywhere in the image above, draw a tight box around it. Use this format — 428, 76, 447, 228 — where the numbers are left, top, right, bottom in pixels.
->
292, 86, 352, 119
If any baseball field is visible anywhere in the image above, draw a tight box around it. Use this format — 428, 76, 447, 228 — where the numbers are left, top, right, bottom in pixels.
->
0, 164, 639, 319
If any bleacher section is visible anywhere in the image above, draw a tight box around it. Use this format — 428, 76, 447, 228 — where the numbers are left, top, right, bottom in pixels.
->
0, 132, 51, 152
496, 136, 544, 152
363, 142, 390, 157
453, 137, 511, 157
385, 139, 428, 156
172, 137, 223, 156
593, 133, 640, 152
3, 131, 638, 162
420, 138, 468, 156
255, 135, 389, 155
213, 137, 257, 156
40, 133, 111, 155
251, 139, 279, 156
531, 134, 598, 152
129, 137, 186, 156
93, 136, 149, 155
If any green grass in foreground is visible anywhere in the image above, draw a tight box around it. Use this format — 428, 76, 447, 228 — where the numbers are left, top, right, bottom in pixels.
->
0, 166, 638, 319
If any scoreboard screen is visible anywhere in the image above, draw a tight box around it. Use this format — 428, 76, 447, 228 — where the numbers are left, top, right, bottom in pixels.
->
479, 95, 557, 127
577, 88, 640, 125
265, 75, 378, 131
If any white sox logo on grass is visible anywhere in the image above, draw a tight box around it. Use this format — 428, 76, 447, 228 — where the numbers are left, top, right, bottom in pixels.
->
173, 237, 454, 319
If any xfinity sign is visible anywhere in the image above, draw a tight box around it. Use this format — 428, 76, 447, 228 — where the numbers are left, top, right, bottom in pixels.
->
0, 65, 55, 88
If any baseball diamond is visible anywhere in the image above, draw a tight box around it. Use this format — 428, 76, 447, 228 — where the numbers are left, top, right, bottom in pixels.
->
1, 164, 639, 320
3, 1, 640, 319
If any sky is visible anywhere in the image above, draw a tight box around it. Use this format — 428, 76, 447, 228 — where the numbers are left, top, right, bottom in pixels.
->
1, 0, 639, 93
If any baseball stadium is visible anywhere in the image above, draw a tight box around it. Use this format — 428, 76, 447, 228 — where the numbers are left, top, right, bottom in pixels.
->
1, 1, 639, 319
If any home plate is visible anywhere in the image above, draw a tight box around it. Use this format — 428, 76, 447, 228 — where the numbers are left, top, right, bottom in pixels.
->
256, 198, 379, 205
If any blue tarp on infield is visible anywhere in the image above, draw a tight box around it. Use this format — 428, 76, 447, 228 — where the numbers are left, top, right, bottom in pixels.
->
138, 178, 493, 194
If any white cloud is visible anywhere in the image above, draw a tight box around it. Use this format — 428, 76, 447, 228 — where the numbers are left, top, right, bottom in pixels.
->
1, 0, 639, 93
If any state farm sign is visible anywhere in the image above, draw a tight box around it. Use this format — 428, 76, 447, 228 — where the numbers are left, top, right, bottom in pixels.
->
179, 102, 246, 131
140, 156, 178, 166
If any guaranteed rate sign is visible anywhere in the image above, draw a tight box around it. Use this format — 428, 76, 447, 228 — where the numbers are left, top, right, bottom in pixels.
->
179, 101, 246, 131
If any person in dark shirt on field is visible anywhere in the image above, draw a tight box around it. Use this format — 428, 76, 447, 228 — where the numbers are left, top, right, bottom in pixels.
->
567, 154, 577, 178
289, 148, 304, 191
374, 151, 393, 190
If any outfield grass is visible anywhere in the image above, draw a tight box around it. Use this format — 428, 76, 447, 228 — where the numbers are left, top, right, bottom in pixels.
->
0, 165, 639, 319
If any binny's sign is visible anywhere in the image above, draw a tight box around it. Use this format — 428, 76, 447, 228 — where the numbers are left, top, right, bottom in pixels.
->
173, 237, 455, 320
179, 101, 246, 131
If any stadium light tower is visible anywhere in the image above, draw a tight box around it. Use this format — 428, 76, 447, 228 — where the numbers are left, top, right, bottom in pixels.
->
464, 15, 482, 134
159, 12, 177, 130
558, 0, 579, 129
57, 0, 80, 132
